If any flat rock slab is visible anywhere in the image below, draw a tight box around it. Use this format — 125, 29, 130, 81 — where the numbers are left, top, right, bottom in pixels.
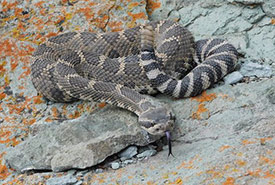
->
4, 106, 160, 172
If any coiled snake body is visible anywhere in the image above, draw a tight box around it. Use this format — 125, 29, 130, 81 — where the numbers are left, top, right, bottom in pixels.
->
31, 20, 238, 155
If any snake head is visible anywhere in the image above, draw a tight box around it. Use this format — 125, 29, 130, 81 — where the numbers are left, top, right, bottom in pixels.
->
138, 107, 175, 136
139, 106, 175, 157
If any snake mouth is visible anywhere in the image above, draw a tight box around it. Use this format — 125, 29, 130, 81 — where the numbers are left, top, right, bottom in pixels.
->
165, 131, 174, 157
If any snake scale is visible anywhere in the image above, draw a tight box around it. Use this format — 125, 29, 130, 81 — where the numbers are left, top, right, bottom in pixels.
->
31, 20, 238, 156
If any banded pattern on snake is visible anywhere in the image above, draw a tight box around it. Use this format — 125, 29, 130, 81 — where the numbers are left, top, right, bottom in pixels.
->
31, 20, 238, 156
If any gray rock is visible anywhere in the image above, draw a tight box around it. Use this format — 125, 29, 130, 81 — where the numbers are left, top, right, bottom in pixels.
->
95, 169, 104, 173
224, 71, 244, 84
246, 22, 275, 63
137, 149, 157, 158
123, 159, 134, 165
240, 61, 273, 77
46, 174, 78, 185
118, 146, 138, 160
266, 87, 275, 104
4, 103, 161, 172
111, 162, 120, 170
226, 0, 264, 4
262, 0, 275, 17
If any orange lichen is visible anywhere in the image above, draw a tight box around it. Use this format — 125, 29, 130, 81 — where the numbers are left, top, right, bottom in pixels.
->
259, 137, 272, 145
18, 66, 30, 80
1, 0, 18, 12
271, 18, 275, 25
45, 118, 53, 122
219, 145, 231, 152
98, 102, 106, 108
191, 91, 217, 119
242, 139, 257, 145
77, 7, 95, 20
22, 118, 36, 126
222, 177, 235, 185
146, 181, 156, 185
127, 12, 147, 28
205, 169, 223, 179
33, 96, 44, 104
247, 169, 261, 177
51, 107, 60, 119
264, 171, 275, 179
177, 155, 198, 170
68, 111, 81, 119
236, 160, 246, 167
34, 1, 45, 8
191, 103, 208, 120
192, 91, 217, 103
0, 154, 10, 180
44, 32, 58, 39
146, 0, 161, 16
0, 93, 6, 100
0, 131, 12, 144
108, 21, 123, 32
128, 2, 140, 10
10, 137, 20, 147
169, 177, 183, 185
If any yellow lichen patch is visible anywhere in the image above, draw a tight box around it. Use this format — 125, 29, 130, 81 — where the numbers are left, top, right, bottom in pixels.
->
168, 177, 183, 185
146, 0, 161, 16
271, 18, 275, 25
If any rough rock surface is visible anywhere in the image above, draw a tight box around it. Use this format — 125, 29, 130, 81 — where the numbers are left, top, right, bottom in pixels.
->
5, 103, 160, 172
0, 0, 275, 184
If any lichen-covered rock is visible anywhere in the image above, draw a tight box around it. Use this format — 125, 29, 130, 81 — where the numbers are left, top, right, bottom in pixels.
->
1, 0, 275, 184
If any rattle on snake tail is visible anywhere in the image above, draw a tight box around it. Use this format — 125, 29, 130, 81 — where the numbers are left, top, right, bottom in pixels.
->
31, 20, 238, 157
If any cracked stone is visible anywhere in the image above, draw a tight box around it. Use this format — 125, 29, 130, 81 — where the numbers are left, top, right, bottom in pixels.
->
240, 61, 273, 78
